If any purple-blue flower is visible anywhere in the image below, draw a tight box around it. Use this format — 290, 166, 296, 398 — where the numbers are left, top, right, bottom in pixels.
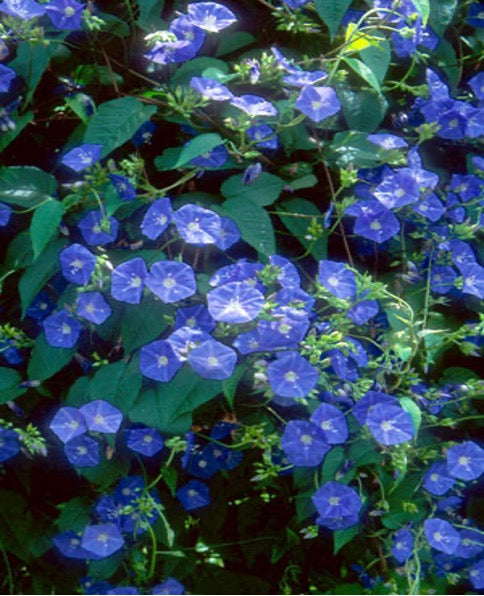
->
109, 174, 136, 201
185, 446, 221, 479
373, 170, 420, 209
186, 2, 237, 32
469, 559, 484, 591
126, 426, 164, 457
310, 403, 348, 444
175, 304, 215, 333
141, 197, 172, 240
267, 352, 318, 398
172, 204, 221, 245
111, 257, 147, 304
349, 199, 400, 243
295, 86, 341, 122
430, 265, 457, 295
43, 310, 82, 348
424, 518, 460, 555
61, 144, 102, 172
461, 263, 484, 299
176, 480, 210, 511
214, 216, 241, 250
446, 441, 484, 481
347, 299, 379, 324
312, 481, 362, 524
59, 243, 97, 285
79, 400, 123, 433
190, 144, 228, 168
0, 428, 21, 463
352, 390, 400, 425
45, 0, 84, 30
283, 70, 327, 87
76, 292, 112, 325
190, 76, 233, 101
230, 95, 278, 117
81, 523, 124, 558
413, 193, 445, 222
0, 202, 11, 226
455, 528, 483, 559
207, 281, 264, 323
53, 531, 102, 560
139, 339, 182, 382
318, 260, 357, 300
246, 123, 278, 149
152, 577, 186, 595
366, 404, 414, 446
0, 65, 16, 93
167, 327, 212, 361
188, 339, 237, 380
145, 260, 196, 303
392, 529, 414, 563
114, 476, 145, 505
78, 210, 118, 246
64, 435, 100, 467
367, 133, 408, 150
0, 0, 46, 19
423, 462, 456, 496
49, 406, 87, 443
280, 420, 329, 467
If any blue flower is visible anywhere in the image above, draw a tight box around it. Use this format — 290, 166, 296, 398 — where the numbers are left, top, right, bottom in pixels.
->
243, 163, 263, 185
366, 403, 414, 446
49, 406, 87, 443
190, 144, 228, 168
152, 577, 186, 595
175, 304, 215, 333
78, 210, 118, 246
413, 193, 445, 222
61, 144, 102, 172
169, 15, 206, 60
107, 587, 139, 595
132, 121, 156, 146
53, 530, 100, 560
318, 260, 357, 300
295, 86, 341, 122
139, 339, 182, 382
347, 299, 379, 324
114, 476, 144, 505
269, 255, 301, 288
214, 217, 241, 250
176, 480, 210, 511
111, 257, 147, 304
461, 263, 484, 299
310, 403, 348, 444
79, 400, 123, 433
145, 260, 196, 303
43, 310, 82, 348
0, 0, 46, 19
207, 281, 264, 323
352, 390, 399, 425
172, 204, 221, 245
167, 327, 212, 361
312, 481, 362, 526
185, 445, 221, 479
188, 339, 237, 380
430, 265, 457, 295
256, 315, 309, 351
424, 518, 460, 555
0, 428, 21, 463
283, 70, 327, 87
373, 170, 420, 209
0, 202, 11, 226
392, 529, 414, 564
280, 420, 329, 467
0, 65, 16, 93
423, 462, 456, 496
141, 197, 172, 240
76, 292, 112, 325
81, 523, 124, 558
45, 0, 84, 30
109, 174, 136, 201
367, 133, 408, 150
190, 76, 233, 100
349, 199, 400, 243
186, 2, 237, 32
126, 426, 164, 457
455, 528, 483, 559
64, 435, 100, 467
59, 243, 97, 285
446, 441, 484, 481
209, 259, 263, 288
469, 559, 484, 591
230, 95, 278, 117
246, 124, 278, 149
267, 352, 318, 398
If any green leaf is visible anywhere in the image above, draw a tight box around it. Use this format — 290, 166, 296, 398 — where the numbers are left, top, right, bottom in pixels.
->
349, 439, 381, 467
0, 491, 31, 559
30, 200, 64, 259
286, 174, 318, 191
90, 361, 126, 401
339, 88, 388, 132
329, 131, 383, 168
343, 57, 381, 93
441, 366, 480, 384
216, 31, 256, 57
429, 0, 457, 37
0, 166, 57, 208
161, 466, 178, 497
88, 551, 124, 579
171, 57, 231, 86
321, 446, 345, 482
136, 0, 166, 31
0, 111, 33, 155
359, 37, 391, 85
222, 364, 246, 408
314, 0, 352, 40
27, 334, 76, 381
334, 524, 359, 554
400, 397, 422, 439
154, 133, 223, 171
412, 0, 430, 25
220, 172, 284, 207
56, 497, 92, 532
84, 97, 157, 158
19, 237, 67, 317
10, 41, 55, 105
278, 198, 328, 260
121, 296, 169, 354
433, 39, 459, 90
221, 198, 275, 256
0, 367, 26, 404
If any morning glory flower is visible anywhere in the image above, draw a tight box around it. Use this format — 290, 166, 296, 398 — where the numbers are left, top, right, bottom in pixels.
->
446, 441, 484, 481
114, 476, 145, 505
79, 400, 123, 433
424, 518, 460, 555
269, 255, 301, 288
111, 257, 147, 304
145, 261, 196, 303
176, 480, 210, 511
59, 243, 97, 285
49, 406, 87, 443
78, 210, 118, 246
430, 265, 457, 295
0, 428, 21, 462
76, 292, 112, 325
256, 315, 309, 351
64, 435, 100, 467
267, 352, 318, 398
392, 529, 414, 563
423, 462, 456, 496
209, 259, 263, 288
310, 403, 348, 444
283, 70, 327, 87
280, 420, 330, 467
318, 260, 357, 300
0, 0, 46, 19
207, 281, 265, 323
461, 263, 484, 299
188, 339, 237, 380
174, 304, 215, 333
455, 528, 483, 559
246, 123, 278, 149
347, 299, 379, 324
152, 578, 185, 595
352, 390, 400, 425
141, 197, 172, 240
145, 40, 193, 65
0, 65, 16, 93
126, 426, 164, 457
230, 95, 278, 117
139, 339, 182, 382
413, 193, 446, 222
366, 404, 415, 446
61, 144, 102, 172
312, 481, 362, 521
185, 446, 221, 479
0, 202, 11, 227
190, 76, 233, 101
190, 144, 228, 168
469, 559, 484, 591
295, 86, 341, 122
167, 327, 212, 361
172, 204, 221, 245
373, 170, 421, 209
186, 2, 237, 32
242, 163, 263, 185
45, 0, 84, 30
282, 0, 311, 7
367, 133, 408, 150
469, 72, 484, 100
43, 310, 82, 348
109, 174, 136, 201
53, 530, 101, 560
214, 217, 241, 250
348, 199, 400, 243
81, 523, 124, 558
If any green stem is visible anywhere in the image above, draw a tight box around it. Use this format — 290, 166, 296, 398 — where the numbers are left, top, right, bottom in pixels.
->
0, 543, 14, 595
